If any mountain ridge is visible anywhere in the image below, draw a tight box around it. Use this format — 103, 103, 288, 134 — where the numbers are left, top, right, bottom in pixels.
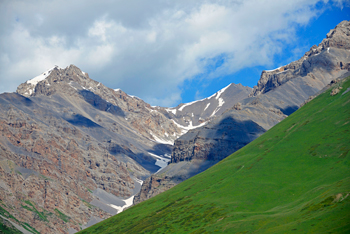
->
134, 20, 350, 205
0, 20, 349, 234
0, 58, 251, 233
80, 74, 350, 234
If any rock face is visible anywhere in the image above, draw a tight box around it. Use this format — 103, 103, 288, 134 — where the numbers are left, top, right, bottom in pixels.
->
0, 61, 256, 233
0, 65, 185, 233
134, 20, 350, 205
171, 117, 265, 163
250, 20, 350, 97
17, 65, 184, 145
1, 63, 254, 233
162, 83, 252, 129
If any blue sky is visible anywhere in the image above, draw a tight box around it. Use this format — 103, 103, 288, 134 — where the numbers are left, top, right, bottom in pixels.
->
0, 0, 349, 107
181, 3, 350, 103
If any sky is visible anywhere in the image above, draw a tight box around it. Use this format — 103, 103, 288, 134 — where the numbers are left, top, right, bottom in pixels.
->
0, 0, 349, 107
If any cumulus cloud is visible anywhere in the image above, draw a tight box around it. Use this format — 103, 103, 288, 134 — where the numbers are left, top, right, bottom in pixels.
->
0, 0, 345, 106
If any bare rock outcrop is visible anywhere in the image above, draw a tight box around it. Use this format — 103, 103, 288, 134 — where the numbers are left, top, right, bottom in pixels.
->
250, 20, 350, 97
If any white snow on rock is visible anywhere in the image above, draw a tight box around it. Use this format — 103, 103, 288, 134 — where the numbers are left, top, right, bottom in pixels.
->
178, 99, 200, 111
204, 103, 211, 111
108, 196, 134, 214
107, 178, 143, 214
128, 94, 141, 99
210, 98, 224, 117
215, 83, 231, 100
264, 65, 286, 72
171, 119, 207, 133
217, 97, 225, 107
150, 131, 174, 145
148, 152, 171, 173
165, 108, 177, 115
27, 65, 60, 86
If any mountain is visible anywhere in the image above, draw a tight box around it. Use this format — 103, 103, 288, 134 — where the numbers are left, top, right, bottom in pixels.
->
134, 20, 350, 205
1, 20, 349, 234
80, 75, 350, 234
162, 83, 252, 129
0, 64, 186, 233
0, 64, 250, 232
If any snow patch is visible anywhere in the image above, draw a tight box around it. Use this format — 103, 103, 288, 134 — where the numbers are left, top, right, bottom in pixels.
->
165, 108, 177, 115
171, 119, 207, 132
148, 152, 171, 173
265, 65, 285, 72
150, 131, 174, 145
108, 196, 134, 214
327, 47, 330, 53
114, 88, 120, 92
204, 103, 211, 111
27, 65, 60, 86
215, 84, 231, 100
128, 94, 141, 99
107, 178, 143, 214
217, 97, 225, 107
178, 99, 201, 111
174, 83, 231, 114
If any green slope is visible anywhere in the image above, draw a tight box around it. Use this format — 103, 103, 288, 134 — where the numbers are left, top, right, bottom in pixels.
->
80, 78, 350, 234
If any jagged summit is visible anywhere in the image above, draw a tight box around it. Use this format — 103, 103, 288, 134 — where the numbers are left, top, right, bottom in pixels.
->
17, 64, 90, 97
16, 64, 188, 146
16, 64, 253, 142
26, 65, 61, 86
250, 20, 350, 97
162, 83, 252, 129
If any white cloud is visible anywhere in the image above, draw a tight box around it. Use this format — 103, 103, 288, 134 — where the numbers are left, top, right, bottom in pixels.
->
0, 0, 346, 106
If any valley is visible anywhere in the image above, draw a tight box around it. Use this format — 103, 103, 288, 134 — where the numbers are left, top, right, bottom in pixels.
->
0, 20, 349, 233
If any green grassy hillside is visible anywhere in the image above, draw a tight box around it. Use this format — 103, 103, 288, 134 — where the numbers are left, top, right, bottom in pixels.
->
80, 77, 350, 234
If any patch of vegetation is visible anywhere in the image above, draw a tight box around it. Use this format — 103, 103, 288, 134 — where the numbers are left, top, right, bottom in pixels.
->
80, 198, 93, 209
0, 206, 19, 223
14, 170, 22, 175
22, 222, 40, 234
0, 206, 40, 234
21, 200, 51, 222
54, 208, 71, 223
0, 217, 22, 234
79, 77, 350, 233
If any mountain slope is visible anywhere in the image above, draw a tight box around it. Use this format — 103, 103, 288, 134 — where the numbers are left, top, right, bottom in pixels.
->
162, 83, 252, 129
134, 20, 350, 204
80, 76, 350, 233
0, 65, 186, 233
0, 64, 257, 233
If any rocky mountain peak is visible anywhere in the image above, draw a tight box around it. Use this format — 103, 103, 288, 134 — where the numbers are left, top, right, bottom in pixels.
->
16, 64, 90, 97
250, 20, 350, 97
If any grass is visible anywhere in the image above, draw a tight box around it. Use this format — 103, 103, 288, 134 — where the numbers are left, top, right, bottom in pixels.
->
0, 217, 22, 234
21, 200, 51, 222
80, 77, 350, 233
0, 205, 40, 234
54, 208, 71, 223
